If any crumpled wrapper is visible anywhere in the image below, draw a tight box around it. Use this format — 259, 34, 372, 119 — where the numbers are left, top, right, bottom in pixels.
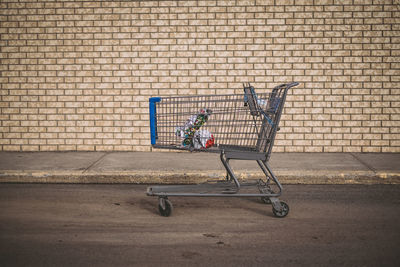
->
193, 130, 214, 149
174, 108, 214, 149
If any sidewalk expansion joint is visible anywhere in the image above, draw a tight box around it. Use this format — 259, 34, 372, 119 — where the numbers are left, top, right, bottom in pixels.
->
349, 153, 376, 173
82, 153, 108, 173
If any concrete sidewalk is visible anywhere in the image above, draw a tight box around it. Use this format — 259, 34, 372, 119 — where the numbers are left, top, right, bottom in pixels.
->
0, 152, 399, 184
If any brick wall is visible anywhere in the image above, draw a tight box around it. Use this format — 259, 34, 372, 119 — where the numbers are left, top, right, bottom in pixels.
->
0, 0, 399, 152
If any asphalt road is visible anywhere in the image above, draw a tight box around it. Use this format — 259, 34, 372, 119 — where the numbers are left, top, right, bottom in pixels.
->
0, 184, 399, 267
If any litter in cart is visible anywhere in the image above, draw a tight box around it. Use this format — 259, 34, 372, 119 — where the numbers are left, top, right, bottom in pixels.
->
174, 108, 213, 148
147, 82, 299, 217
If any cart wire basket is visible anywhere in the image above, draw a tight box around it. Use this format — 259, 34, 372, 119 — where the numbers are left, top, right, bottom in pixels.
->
147, 82, 299, 217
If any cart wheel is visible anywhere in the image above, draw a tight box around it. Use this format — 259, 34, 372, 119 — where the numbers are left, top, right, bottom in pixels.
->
261, 196, 271, 204
272, 201, 289, 218
158, 199, 173, 217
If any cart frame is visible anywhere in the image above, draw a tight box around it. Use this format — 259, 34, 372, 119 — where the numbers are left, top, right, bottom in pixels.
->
147, 82, 299, 217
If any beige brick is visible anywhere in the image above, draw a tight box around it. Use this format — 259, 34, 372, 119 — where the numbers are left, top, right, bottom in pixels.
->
77, 145, 95, 151
0, 0, 398, 152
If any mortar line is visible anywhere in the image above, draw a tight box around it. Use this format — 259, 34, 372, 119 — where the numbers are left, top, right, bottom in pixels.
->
349, 153, 376, 173
82, 152, 109, 173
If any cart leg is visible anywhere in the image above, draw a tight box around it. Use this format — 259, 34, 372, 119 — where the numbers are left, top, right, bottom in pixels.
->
258, 161, 289, 217
257, 160, 283, 195
220, 151, 240, 191
225, 158, 232, 181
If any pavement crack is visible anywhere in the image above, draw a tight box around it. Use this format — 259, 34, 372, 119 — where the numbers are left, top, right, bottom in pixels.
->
350, 153, 376, 173
82, 153, 108, 173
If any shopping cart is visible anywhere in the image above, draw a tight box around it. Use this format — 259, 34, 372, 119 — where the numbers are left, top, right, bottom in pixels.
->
147, 82, 299, 217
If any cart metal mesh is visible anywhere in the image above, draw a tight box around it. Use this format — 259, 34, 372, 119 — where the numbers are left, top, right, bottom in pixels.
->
150, 84, 288, 159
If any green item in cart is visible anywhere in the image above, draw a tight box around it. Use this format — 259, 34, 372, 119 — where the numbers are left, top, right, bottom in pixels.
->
175, 108, 213, 148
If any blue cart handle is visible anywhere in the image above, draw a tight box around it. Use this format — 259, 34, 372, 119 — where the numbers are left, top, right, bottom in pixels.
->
149, 97, 161, 145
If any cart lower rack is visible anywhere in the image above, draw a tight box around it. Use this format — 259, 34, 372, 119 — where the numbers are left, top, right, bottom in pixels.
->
147, 82, 299, 217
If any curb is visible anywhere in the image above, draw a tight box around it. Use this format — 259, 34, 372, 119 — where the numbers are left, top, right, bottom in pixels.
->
1, 170, 399, 184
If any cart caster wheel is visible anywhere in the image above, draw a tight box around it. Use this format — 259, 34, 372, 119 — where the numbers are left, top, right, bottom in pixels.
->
158, 198, 173, 217
261, 196, 271, 204
272, 201, 289, 218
